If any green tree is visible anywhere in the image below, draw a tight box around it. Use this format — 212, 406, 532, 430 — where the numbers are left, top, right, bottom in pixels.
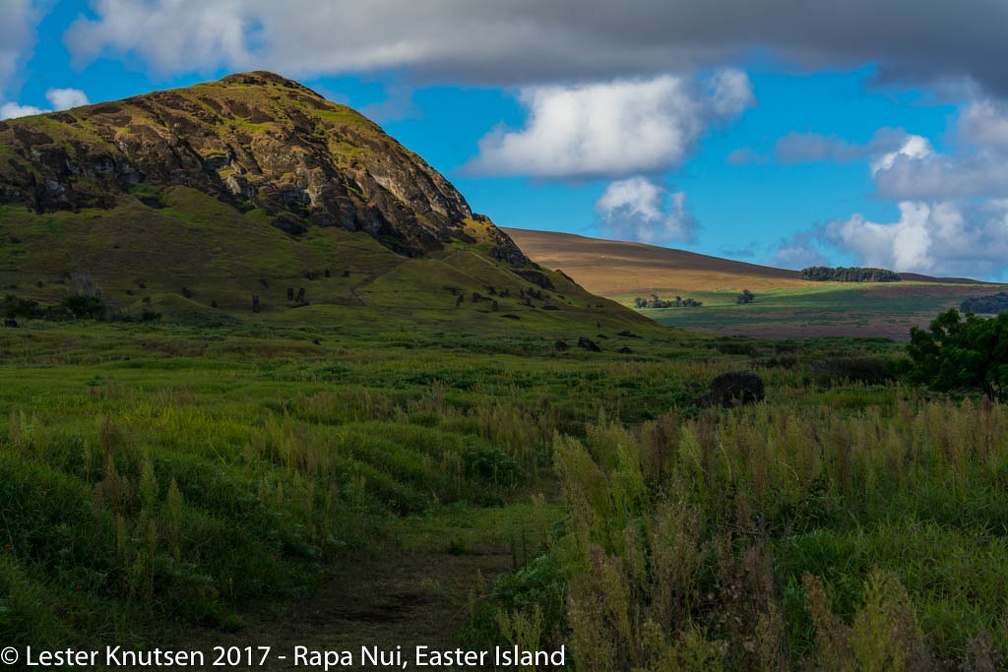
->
907, 308, 1008, 402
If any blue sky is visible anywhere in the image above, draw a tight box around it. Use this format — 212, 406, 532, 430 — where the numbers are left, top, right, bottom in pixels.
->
3, 1, 1008, 280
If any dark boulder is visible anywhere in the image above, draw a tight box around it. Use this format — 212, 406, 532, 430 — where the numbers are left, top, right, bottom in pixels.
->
578, 336, 601, 352
705, 371, 764, 407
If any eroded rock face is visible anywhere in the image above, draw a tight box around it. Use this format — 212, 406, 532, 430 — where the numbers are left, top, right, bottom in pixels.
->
0, 71, 530, 263
704, 371, 765, 407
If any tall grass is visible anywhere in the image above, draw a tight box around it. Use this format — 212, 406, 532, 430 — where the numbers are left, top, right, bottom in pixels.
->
514, 396, 1008, 670
4, 321, 1008, 670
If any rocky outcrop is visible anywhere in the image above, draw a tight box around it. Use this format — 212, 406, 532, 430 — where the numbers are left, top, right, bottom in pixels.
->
0, 71, 530, 262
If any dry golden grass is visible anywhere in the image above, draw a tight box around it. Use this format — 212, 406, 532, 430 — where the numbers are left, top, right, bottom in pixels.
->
504, 228, 810, 296
504, 228, 984, 298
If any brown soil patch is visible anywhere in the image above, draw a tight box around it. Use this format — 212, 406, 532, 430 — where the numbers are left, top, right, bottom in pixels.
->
182, 543, 513, 671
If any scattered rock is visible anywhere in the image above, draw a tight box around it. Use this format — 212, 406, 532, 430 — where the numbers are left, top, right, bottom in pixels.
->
578, 336, 601, 352
3, 317, 18, 328
618, 346, 632, 354
554, 340, 569, 351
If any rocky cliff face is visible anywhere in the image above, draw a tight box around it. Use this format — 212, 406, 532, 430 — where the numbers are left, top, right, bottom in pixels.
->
0, 71, 528, 263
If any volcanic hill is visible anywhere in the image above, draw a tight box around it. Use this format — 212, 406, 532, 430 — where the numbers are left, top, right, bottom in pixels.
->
0, 72, 655, 337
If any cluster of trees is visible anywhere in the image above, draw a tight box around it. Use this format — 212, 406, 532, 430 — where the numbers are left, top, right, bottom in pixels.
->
801, 266, 902, 282
633, 294, 702, 308
908, 308, 1008, 403
960, 292, 1008, 315
736, 289, 756, 304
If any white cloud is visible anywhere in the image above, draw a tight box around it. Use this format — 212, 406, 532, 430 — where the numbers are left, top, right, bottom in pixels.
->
0, 0, 45, 95
467, 70, 753, 179
0, 88, 90, 120
595, 177, 698, 245
959, 100, 1008, 152
65, 0, 254, 76
707, 68, 756, 118
866, 104, 1008, 200
0, 102, 46, 119
824, 201, 1008, 278
869, 134, 934, 176
45, 88, 90, 110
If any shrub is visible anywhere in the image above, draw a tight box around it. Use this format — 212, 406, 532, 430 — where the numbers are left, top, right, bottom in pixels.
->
907, 308, 1008, 402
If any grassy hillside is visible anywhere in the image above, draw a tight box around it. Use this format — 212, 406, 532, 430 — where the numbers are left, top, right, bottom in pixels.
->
506, 227, 1006, 339
0, 187, 659, 341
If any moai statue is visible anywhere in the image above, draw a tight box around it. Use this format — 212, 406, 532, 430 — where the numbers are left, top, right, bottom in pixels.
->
252, 295, 261, 313
287, 287, 294, 301
297, 287, 305, 302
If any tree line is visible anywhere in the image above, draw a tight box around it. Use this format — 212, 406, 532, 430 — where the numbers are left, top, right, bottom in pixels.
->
634, 294, 703, 308
801, 266, 902, 282
960, 292, 1008, 315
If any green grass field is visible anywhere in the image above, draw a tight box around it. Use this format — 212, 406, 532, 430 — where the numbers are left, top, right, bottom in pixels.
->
1, 316, 1007, 670
636, 283, 984, 340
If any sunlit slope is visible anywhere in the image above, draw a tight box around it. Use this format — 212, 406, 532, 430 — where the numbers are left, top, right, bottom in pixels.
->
505, 227, 1004, 339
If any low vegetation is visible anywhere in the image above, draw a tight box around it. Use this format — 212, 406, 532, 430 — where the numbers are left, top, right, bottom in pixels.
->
0, 314, 1006, 670
908, 308, 1008, 403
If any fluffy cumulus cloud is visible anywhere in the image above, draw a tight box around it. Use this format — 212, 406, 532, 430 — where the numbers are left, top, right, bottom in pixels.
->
45, 88, 91, 110
824, 201, 1008, 278
60, 0, 1008, 92
869, 134, 934, 176
869, 106, 1008, 200
0, 88, 90, 120
467, 70, 753, 179
767, 103, 1008, 279
0, 102, 46, 119
595, 177, 699, 245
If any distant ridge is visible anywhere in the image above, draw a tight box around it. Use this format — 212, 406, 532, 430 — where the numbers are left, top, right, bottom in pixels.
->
504, 228, 987, 297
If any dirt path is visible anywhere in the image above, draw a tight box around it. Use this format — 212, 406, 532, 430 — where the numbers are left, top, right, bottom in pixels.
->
186, 541, 514, 671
